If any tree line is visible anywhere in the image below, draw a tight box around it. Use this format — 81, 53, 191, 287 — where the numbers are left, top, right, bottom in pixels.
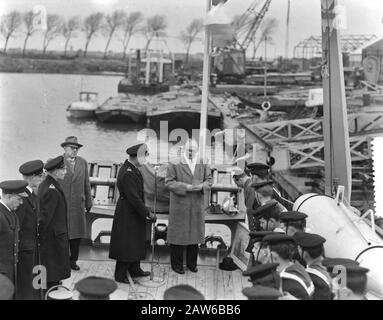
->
0, 9, 204, 63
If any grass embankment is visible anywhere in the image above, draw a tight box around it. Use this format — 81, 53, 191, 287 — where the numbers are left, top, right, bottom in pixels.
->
0, 54, 128, 75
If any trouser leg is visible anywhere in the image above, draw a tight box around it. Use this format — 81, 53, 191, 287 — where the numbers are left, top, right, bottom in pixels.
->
17, 249, 35, 300
170, 244, 184, 269
128, 261, 141, 274
186, 244, 198, 269
69, 238, 81, 263
114, 261, 129, 281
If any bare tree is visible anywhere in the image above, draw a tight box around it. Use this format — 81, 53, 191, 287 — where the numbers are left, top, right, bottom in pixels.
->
22, 11, 35, 56
119, 11, 143, 59
142, 14, 167, 52
103, 10, 126, 58
179, 19, 203, 65
83, 12, 104, 57
252, 18, 278, 59
63, 16, 81, 56
0, 10, 22, 54
42, 14, 64, 55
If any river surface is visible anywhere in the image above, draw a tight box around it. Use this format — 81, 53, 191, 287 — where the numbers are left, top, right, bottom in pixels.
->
0, 73, 233, 241
0, 73, 149, 180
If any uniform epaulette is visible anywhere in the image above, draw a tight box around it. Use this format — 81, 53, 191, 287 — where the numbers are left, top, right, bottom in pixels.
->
49, 184, 55, 189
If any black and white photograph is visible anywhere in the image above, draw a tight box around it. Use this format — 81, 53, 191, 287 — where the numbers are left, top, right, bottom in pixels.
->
0, 0, 383, 303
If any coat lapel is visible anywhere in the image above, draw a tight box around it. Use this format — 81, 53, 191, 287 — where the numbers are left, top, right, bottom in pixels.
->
0, 202, 16, 229
68, 157, 78, 182
182, 163, 193, 177
72, 157, 81, 182
47, 175, 67, 211
25, 189, 37, 212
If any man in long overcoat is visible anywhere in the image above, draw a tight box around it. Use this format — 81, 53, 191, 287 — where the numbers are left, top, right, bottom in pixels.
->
39, 156, 71, 290
0, 180, 28, 299
16, 160, 45, 300
60, 136, 92, 271
165, 139, 212, 274
109, 143, 156, 283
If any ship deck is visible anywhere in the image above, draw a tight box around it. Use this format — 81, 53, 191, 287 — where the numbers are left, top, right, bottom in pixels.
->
63, 246, 248, 300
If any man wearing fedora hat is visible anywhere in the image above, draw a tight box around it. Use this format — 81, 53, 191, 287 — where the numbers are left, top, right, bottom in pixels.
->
59, 136, 92, 271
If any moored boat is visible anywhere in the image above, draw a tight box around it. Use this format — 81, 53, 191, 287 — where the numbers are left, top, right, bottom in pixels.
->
146, 91, 222, 129
95, 94, 150, 124
66, 92, 98, 119
118, 78, 170, 95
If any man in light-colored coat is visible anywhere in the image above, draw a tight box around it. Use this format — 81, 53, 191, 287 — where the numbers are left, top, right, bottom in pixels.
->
165, 139, 212, 274
59, 136, 92, 271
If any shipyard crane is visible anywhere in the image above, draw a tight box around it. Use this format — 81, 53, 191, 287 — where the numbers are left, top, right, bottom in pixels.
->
212, 0, 272, 83
205, 0, 383, 299
235, 0, 273, 51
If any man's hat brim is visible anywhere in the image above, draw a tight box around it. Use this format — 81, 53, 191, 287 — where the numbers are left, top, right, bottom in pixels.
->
61, 142, 83, 148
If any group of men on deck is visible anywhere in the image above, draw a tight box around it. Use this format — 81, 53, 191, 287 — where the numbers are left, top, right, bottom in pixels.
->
0, 133, 372, 300
231, 164, 370, 300
109, 138, 212, 281
0, 136, 92, 299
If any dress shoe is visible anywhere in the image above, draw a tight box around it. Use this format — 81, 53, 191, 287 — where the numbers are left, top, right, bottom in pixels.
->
70, 262, 80, 271
129, 269, 150, 278
188, 266, 198, 273
172, 266, 185, 275
115, 278, 138, 284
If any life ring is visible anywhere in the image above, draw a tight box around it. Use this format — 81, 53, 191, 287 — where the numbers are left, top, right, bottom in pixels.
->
261, 101, 272, 111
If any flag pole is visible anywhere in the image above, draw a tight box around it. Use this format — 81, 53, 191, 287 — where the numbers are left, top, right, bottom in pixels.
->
199, 0, 212, 159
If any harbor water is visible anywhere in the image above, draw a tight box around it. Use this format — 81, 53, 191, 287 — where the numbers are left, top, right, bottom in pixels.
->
0, 73, 146, 180
0, 72, 232, 243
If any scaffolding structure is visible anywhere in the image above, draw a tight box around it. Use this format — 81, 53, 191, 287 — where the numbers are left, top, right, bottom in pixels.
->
293, 34, 377, 59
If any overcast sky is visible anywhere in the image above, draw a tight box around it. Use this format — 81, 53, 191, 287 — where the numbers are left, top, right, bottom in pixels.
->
1, 0, 382, 57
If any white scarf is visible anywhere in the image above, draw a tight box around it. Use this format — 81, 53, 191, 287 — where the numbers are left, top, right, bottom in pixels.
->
183, 153, 198, 175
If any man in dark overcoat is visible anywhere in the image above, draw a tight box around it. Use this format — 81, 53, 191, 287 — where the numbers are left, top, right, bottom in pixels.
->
0, 180, 28, 299
232, 167, 260, 231
165, 139, 212, 274
59, 136, 92, 271
16, 160, 45, 300
39, 156, 71, 290
109, 143, 156, 283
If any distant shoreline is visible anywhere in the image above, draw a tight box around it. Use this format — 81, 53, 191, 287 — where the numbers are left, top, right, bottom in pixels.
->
0, 70, 125, 77
0, 54, 129, 77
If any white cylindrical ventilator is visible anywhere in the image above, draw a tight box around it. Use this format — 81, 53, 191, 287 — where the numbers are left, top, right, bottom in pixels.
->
293, 193, 383, 300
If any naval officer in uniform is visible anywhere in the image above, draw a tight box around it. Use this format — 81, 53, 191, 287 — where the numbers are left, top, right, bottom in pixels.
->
109, 143, 156, 283
16, 160, 45, 300
0, 180, 28, 299
39, 156, 71, 290
294, 232, 332, 300
263, 233, 314, 300
280, 211, 308, 236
